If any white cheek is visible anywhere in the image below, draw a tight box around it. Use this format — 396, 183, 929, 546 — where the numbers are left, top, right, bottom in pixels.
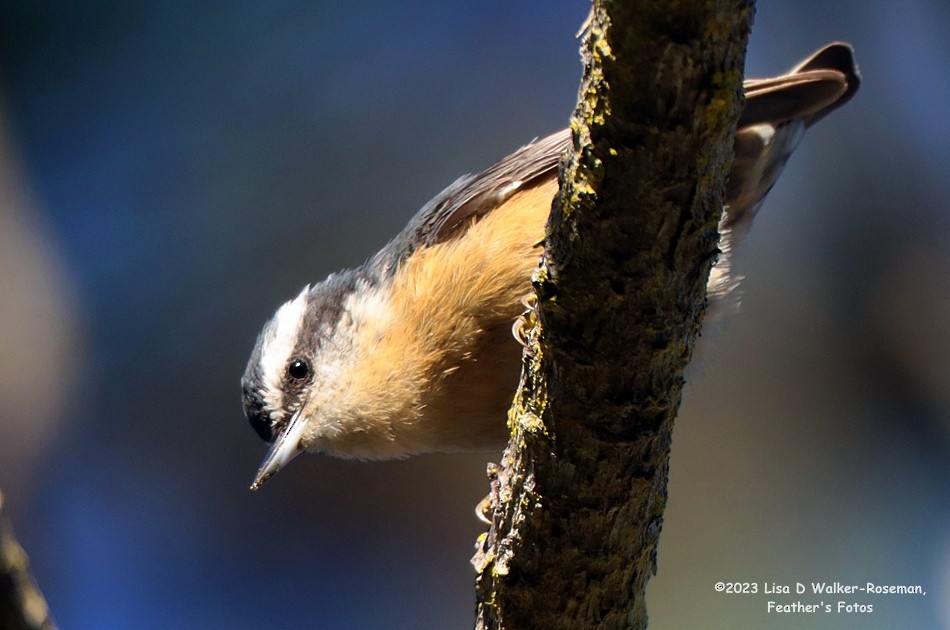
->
313, 333, 349, 391
300, 283, 392, 436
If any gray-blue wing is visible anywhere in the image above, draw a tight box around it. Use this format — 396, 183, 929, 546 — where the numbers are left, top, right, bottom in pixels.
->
370, 130, 570, 276
371, 43, 860, 277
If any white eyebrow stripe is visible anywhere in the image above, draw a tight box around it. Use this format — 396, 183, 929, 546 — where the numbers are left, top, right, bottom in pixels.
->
259, 285, 310, 411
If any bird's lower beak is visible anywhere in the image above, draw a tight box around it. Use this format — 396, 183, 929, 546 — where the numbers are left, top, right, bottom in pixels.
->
250, 409, 307, 490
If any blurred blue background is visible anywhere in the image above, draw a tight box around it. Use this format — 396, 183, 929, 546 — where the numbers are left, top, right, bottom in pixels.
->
0, 1, 947, 628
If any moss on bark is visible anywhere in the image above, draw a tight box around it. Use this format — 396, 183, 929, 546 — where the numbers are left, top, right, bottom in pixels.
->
473, 1, 754, 628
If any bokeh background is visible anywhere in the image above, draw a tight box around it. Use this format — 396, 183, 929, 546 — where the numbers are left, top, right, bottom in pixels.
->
0, 1, 947, 628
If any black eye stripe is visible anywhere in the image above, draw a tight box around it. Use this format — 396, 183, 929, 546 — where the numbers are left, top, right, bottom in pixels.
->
288, 358, 310, 380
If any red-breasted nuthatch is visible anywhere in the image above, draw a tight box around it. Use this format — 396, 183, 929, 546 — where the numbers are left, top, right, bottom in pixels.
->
243, 43, 860, 489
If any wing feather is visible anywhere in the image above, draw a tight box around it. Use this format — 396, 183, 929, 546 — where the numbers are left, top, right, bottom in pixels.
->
372, 43, 859, 277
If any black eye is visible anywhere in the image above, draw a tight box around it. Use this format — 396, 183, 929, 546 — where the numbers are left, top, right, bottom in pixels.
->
287, 358, 310, 380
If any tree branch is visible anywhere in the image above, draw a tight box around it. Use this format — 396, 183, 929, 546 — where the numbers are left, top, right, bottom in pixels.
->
0, 491, 56, 630
473, 1, 754, 627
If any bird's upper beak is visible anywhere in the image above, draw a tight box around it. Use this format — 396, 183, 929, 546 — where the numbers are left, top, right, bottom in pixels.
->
250, 409, 308, 490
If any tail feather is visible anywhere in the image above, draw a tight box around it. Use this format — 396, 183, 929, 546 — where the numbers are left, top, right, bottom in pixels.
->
710, 43, 860, 303
723, 43, 861, 237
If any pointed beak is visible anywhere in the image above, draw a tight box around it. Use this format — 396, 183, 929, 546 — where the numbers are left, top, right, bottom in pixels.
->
250, 409, 308, 490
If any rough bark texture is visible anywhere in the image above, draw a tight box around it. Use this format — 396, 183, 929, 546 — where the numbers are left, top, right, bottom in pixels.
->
472, 1, 754, 628
0, 492, 56, 630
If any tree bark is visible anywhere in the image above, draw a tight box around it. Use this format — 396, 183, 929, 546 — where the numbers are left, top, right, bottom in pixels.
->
472, 1, 754, 628
0, 492, 56, 630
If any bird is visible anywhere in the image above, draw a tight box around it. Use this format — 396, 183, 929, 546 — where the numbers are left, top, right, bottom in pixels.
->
242, 43, 860, 489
